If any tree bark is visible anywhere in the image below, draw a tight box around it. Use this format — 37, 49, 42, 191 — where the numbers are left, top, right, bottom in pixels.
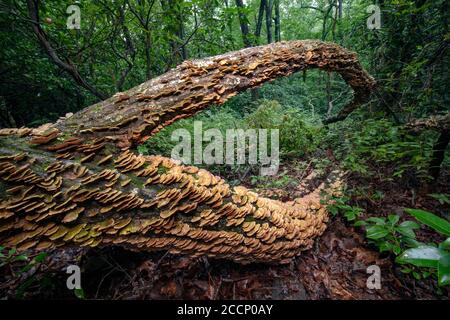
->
0, 41, 375, 264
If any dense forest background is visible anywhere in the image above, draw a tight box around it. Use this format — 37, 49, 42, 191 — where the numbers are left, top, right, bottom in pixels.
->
0, 0, 449, 299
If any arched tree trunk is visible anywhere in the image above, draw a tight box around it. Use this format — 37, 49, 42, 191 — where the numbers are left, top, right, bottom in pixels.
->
0, 40, 375, 264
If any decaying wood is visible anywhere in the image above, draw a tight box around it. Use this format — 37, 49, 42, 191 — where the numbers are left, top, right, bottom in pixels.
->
0, 40, 374, 263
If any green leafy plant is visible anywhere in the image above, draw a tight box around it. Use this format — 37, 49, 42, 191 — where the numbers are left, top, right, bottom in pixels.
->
429, 193, 450, 206
74, 288, 86, 299
396, 209, 450, 286
325, 196, 364, 222
355, 215, 420, 255
0, 246, 49, 298
0, 246, 28, 267
340, 119, 436, 179
245, 100, 320, 158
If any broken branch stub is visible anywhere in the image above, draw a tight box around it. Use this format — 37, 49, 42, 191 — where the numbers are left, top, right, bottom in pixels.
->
0, 40, 372, 263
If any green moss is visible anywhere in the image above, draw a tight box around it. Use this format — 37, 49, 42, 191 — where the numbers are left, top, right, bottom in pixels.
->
157, 166, 168, 174
128, 174, 144, 188
56, 132, 73, 142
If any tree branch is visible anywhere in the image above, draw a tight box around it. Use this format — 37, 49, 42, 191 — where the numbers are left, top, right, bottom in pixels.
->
25, 0, 107, 100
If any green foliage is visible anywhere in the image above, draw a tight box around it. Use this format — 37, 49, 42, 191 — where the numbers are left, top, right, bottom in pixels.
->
0, 247, 28, 267
325, 195, 364, 222
245, 100, 321, 158
141, 99, 322, 167
395, 209, 450, 286
429, 194, 450, 206
404, 208, 450, 236
339, 119, 437, 179
0, 246, 50, 298
140, 105, 244, 157
355, 215, 421, 255
249, 174, 296, 189
74, 288, 86, 299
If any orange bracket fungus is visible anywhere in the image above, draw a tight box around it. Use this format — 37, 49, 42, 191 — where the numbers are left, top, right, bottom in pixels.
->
0, 40, 375, 263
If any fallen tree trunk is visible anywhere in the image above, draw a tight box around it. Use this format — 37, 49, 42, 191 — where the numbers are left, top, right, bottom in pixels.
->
0, 40, 375, 263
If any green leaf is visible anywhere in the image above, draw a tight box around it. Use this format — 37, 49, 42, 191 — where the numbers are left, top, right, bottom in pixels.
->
379, 242, 393, 252
396, 226, 416, 239
399, 220, 420, 229
396, 245, 445, 268
405, 208, 450, 236
401, 267, 412, 274
74, 288, 85, 299
388, 214, 400, 225
366, 217, 386, 225
439, 237, 450, 250
437, 254, 450, 286
366, 225, 389, 239
14, 255, 28, 262
429, 193, 450, 205
34, 252, 47, 263
354, 220, 367, 227
393, 245, 402, 255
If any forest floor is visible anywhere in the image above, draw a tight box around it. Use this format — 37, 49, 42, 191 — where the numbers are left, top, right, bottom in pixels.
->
0, 154, 449, 300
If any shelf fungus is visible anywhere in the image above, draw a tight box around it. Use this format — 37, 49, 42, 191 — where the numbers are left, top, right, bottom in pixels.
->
0, 40, 372, 263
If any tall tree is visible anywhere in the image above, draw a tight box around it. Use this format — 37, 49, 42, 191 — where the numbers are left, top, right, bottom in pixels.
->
255, 0, 266, 44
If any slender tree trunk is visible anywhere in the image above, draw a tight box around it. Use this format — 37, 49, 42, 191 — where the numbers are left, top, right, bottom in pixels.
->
235, 0, 253, 47
145, 32, 153, 80
326, 73, 333, 117
274, 0, 281, 42
265, 0, 274, 43
255, 0, 266, 44
160, 0, 187, 66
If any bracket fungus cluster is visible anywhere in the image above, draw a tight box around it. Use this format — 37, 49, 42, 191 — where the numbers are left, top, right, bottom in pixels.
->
0, 40, 374, 263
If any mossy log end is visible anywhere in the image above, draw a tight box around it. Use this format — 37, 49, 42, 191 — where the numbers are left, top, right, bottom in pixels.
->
0, 40, 374, 264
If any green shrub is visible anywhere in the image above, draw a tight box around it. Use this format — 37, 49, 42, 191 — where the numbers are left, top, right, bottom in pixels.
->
245, 100, 321, 158
396, 209, 450, 287
337, 119, 437, 179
